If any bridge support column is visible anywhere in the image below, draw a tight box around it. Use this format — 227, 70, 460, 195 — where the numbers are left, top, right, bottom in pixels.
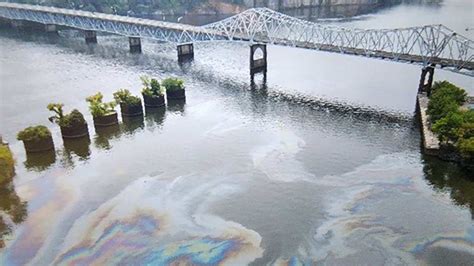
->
10, 20, 24, 28
84, 30, 97, 44
177, 43, 194, 62
418, 64, 435, 96
250, 44, 267, 75
129, 37, 142, 54
44, 24, 57, 33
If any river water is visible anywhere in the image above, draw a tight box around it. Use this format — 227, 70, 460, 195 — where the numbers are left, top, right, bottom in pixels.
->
0, 0, 473, 265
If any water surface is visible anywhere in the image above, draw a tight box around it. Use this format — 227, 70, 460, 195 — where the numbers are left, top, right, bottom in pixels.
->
0, 0, 473, 265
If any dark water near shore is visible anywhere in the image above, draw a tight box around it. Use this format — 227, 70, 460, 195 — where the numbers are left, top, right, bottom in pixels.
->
0, 0, 473, 265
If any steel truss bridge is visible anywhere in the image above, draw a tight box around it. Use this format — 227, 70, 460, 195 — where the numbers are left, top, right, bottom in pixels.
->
0, 2, 473, 76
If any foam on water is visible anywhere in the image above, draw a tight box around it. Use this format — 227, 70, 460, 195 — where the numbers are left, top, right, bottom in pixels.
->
251, 126, 313, 182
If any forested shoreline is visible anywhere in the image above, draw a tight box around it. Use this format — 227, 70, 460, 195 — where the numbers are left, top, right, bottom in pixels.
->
7, 0, 247, 16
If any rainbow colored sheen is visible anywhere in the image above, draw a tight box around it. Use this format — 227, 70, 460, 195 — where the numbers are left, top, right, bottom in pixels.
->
54, 214, 243, 265
125, 237, 240, 265
288, 256, 305, 266
274, 256, 311, 266
410, 228, 474, 255
55, 215, 159, 265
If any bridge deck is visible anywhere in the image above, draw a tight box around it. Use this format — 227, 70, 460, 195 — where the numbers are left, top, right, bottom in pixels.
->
289, 40, 474, 70
0, 2, 472, 76
235, 36, 474, 71
0, 2, 218, 36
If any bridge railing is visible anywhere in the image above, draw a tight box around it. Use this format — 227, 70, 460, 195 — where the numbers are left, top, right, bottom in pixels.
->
0, 3, 473, 76
0, 2, 225, 43
205, 8, 474, 75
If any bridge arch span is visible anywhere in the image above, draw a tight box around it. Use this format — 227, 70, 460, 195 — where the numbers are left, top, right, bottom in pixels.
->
0, 2, 473, 76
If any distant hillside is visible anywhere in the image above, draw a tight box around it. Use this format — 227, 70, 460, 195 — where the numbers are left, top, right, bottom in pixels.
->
6, 0, 400, 16
7, 0, 246, 15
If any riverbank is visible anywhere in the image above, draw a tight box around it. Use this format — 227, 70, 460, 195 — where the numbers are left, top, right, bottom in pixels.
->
417, 93, 440, 155
417, 82, 473, 171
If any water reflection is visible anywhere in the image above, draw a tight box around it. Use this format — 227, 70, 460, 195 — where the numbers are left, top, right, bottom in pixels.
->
94, 124, 122, 150
121, 116, 145, 135
167, 100, 186, 114
0, 180, 28, 248
24, 150, 56, 172
0, 27, 420, 123
145, 107, 166, 129
250, 72, 267, 91
61, 137, 91, 168
422, 155, 474, 219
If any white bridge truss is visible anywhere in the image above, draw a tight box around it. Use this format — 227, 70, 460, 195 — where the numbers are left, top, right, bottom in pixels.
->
0, 2, 473, 76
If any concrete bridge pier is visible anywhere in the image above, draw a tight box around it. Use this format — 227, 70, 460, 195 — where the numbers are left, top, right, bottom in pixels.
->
418, 64, 435, 96
10, 20, 24, 28
129, 37, 142, 53
177, 43, 194, 62
44, 24, 57, 33
250, 44, 267, 75
250, 69, 267, 90
84, 30, 97, 44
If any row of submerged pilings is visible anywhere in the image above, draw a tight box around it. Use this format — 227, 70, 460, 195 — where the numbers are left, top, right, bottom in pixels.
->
5, 15, 464, 162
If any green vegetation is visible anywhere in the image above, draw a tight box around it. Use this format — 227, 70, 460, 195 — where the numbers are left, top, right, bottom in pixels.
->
86, 92, 117, 117
141, 76, 164, 97
113, 89, 142, 106
162, 77, 185, 91
0, 145, 15, 184
427, 81, 473, 168
459, 137, 474, 156
47, 103, 65, 124
48, 103, 87, 128
0, 144, 27, 246
17, 125, 52, 142
427, 81, 467, 123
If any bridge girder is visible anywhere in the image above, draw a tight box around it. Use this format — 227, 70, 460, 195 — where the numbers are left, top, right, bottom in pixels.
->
0, 3, 224, 43
205, 8, 474, 76
0, 3, 473, 76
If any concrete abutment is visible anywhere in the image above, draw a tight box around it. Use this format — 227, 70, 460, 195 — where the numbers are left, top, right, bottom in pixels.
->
177, 43, 194, 62
129, 37, 142, 53
250, 44, 267, 75
84, 30, 97, 44
418, 64, 435, 96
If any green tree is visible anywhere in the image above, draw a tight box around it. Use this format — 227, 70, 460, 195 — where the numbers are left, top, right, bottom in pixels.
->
427, 81, 468, 124
432, 110, 465, 143
458, 137, 474, 157
432, 81, 468, 105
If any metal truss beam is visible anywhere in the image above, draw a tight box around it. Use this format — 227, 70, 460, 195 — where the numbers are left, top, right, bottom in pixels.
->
0, 3, 473, 76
